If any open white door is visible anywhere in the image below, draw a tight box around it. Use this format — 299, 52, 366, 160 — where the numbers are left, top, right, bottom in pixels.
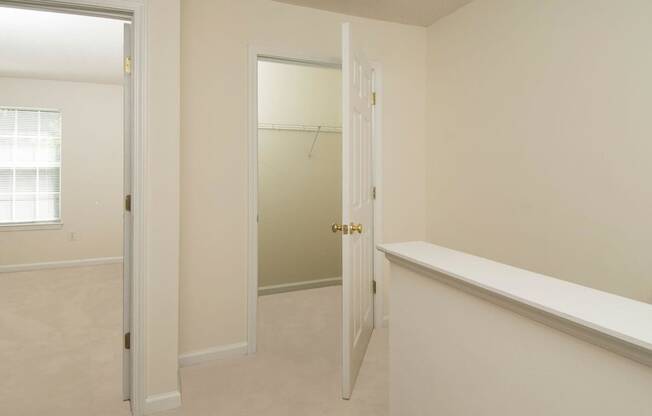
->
122, 22, 133, 403
341, 22, 375, 400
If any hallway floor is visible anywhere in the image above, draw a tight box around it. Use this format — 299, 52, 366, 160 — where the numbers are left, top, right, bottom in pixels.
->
163, 285, 388, 416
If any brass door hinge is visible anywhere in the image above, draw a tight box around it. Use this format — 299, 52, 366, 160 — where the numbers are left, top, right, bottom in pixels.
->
124, 332, 131, 350
372, 280, 377, 294
125, 194, 131, 212
371, 91, 377, 106
124, 56, 132, 74
372, 186, 376, 200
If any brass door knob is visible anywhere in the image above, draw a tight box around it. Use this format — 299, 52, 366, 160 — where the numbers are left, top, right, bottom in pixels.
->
350, 223, 363, 234
332, 223, 349, 234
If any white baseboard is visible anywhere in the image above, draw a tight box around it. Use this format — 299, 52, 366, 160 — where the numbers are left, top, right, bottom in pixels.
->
179, 341, 248, 368
144, 390, 181, 415
0, 257, 123, 273
258, 276, 342, 296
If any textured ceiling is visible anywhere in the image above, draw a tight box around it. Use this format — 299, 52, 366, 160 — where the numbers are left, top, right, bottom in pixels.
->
272, 0, 474, 27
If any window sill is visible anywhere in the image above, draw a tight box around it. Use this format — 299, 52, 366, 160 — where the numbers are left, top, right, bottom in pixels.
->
0, 222, 63, 232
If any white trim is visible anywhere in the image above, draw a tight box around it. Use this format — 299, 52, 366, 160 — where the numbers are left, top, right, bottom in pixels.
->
247, 45, 383, 355
259, 54, 341, 69
258, 122, 342, 133
0, 221, 63, 232
0, 0, 133, 19
122, 19, 133, 402
178, 342, 248, 368
380, 243, 652, 368
0, 1, 149, 414
128, 3, 148, 415
258, 277, 342, 296
143, 391, 181, 415
247, 45, 259, 355
254, 45, 342, 69
0, 256, 123, 273
371, 63, 385, 329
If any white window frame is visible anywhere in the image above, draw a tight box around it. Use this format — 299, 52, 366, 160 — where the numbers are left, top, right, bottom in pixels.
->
0, 106, 63, 231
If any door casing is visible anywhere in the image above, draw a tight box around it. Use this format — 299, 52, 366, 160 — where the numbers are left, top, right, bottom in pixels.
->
246, 45, 385, 355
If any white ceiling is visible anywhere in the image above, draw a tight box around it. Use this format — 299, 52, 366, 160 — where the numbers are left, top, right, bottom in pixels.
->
0, 7, 125, 85
272, 0, 474, 27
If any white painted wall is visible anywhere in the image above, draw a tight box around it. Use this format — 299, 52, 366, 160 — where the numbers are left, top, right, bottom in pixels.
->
180, 0, 427, 356
0, 77, 123, 265
426, 0, 652, 303
258, 60, 342, 289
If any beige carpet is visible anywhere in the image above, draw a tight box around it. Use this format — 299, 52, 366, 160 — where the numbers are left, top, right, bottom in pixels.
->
0, 263, 130, 416
162, 286, 388, 416
0, 268, 387, 416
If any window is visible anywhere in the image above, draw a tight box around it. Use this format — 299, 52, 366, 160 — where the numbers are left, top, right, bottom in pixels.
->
0, 108, 61, 225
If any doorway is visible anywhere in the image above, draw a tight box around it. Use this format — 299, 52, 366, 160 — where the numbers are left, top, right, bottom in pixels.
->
0, 3, 138, 414
255, 57, 345, 398
248, 23, 383, 400
257, 58, 343, 296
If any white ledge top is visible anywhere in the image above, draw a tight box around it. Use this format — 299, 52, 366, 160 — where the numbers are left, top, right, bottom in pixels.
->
378, 241, 652, 354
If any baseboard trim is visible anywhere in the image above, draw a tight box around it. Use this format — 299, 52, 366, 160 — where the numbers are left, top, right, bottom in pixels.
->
0, 257, 124, 273
258, 276, 342, 296
179, 341, 248, 367
144, 390, 181, 415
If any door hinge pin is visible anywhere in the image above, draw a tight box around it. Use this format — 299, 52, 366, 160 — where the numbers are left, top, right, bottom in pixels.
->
124, 332, 131, 350
372, 280, 377, 294
372, 186, 376, 200
125, 194, 131, 212
372, 91, 377, 106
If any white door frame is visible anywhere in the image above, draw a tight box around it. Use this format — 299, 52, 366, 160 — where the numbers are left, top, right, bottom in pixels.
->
247, 45, 384, 355
0, 1, 149, 414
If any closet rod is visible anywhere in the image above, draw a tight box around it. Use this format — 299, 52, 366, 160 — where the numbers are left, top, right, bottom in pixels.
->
258, 123, 342, 133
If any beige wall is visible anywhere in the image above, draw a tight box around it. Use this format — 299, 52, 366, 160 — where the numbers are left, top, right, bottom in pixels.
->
390, 262, 652, 416
258, 60, 341, 288
258, 129, 342, 287
258, 60, 341, 126
181, 0, 427, 355
426, 0, 652, 303
0, 77, 123, 265
144, 0, 181, 400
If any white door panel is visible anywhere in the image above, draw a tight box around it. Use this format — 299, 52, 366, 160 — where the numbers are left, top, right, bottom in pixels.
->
341, 22, 374, 400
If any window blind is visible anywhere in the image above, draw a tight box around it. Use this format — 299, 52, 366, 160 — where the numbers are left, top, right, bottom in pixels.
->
0, 108, 61, 224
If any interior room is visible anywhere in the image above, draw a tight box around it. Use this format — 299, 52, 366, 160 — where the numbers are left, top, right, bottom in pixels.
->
257, 58, 343, 296
0, 6, 128, 416
1, 1, 652, 416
